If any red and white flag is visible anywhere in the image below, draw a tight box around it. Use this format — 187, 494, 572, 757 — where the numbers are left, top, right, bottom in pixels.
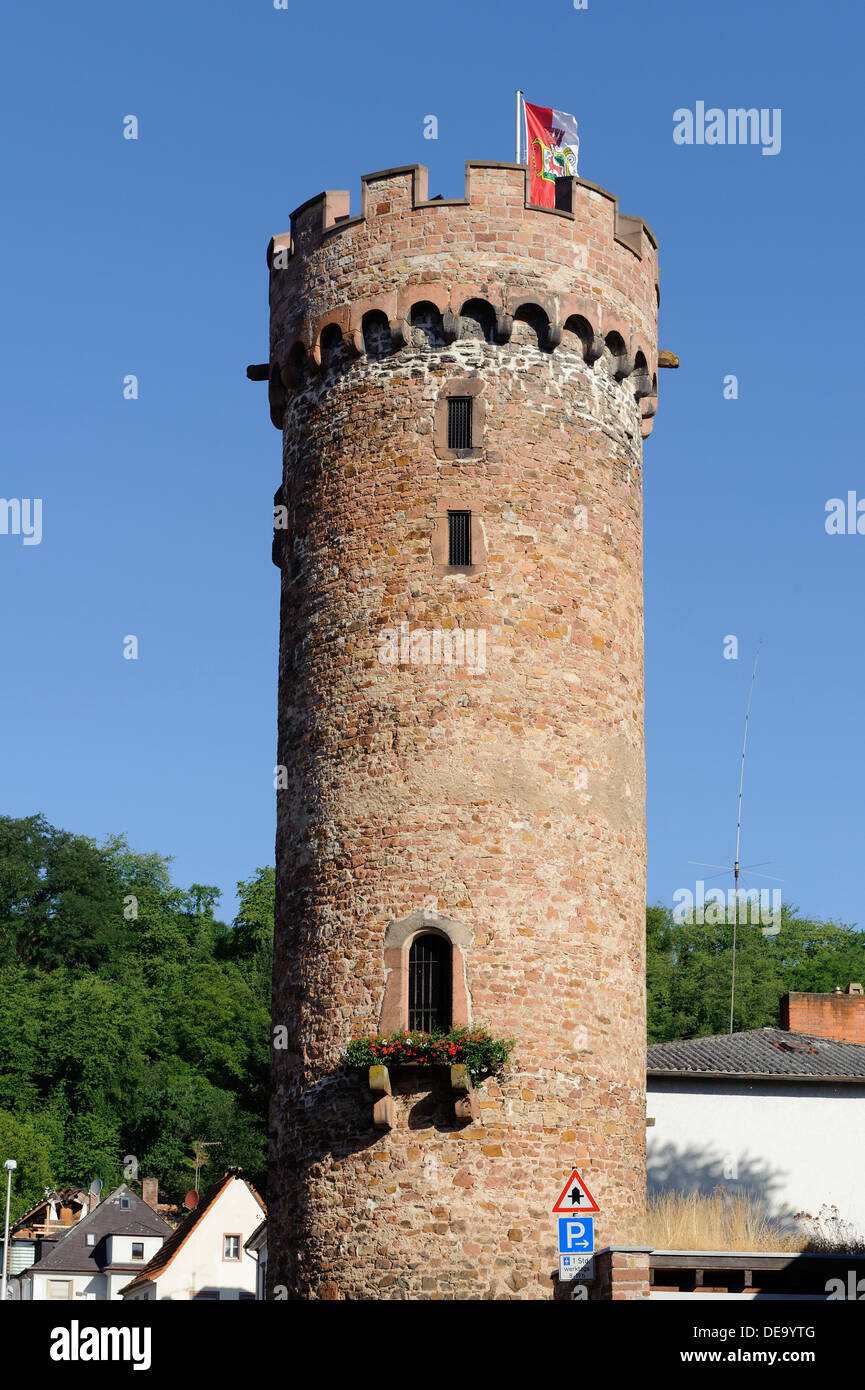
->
524, 100, 579, 207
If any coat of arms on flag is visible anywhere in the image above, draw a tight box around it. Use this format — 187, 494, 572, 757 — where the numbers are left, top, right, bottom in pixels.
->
524, 100, 579, 208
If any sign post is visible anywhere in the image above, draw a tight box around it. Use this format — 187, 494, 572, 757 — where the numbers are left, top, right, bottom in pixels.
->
553, 1169, 598, 1284
551, 1167, 600, 1215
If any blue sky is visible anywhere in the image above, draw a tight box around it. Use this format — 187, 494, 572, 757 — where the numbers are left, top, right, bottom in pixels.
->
2, 0, 863, 925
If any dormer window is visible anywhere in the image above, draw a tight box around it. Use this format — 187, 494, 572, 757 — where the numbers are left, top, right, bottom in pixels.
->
131, 1242, 144, 1260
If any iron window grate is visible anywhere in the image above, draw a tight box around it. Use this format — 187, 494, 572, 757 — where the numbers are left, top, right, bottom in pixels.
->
447, 511, 471, 567
408, 935, 451, 1032
447, 396, 473, 449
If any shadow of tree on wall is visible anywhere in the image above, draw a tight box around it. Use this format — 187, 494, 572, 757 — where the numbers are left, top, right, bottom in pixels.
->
648, 1141, 793, 1221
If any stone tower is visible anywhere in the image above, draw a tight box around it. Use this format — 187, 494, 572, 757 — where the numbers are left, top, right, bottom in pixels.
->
261, 160, 661, 1300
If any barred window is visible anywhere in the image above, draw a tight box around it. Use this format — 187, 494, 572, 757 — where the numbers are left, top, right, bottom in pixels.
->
447, 510, 471, 567
447, 396, 473, 449
408, 934, 451, 1032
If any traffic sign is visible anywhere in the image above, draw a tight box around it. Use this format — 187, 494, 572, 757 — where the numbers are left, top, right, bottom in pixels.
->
557, 1215, 594, 1253
551, 1167, 600, 1214
559, 1253, 595, 1283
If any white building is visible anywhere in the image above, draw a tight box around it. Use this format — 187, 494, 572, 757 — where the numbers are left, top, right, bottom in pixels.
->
647, 989, 865, 1240
14, 1184, 172, 1301
120, 1170, 265, 1301
245, 1220, 268, 1300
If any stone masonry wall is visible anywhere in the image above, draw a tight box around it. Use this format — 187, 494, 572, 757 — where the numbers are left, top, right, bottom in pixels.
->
266, 162, 660, 1300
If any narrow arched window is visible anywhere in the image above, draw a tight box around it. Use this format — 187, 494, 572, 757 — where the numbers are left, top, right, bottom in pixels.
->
408, 934, 452, 1031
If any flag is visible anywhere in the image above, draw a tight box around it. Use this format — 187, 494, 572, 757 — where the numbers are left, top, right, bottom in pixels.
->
524, 101, 579, 208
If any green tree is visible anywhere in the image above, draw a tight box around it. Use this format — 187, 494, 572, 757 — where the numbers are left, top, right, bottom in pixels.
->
220, 867, 274, 964
0, 813, 272, 1205
0, 814, 126, 970
0, 1109, 55, 1221
647, 902, 865, 1042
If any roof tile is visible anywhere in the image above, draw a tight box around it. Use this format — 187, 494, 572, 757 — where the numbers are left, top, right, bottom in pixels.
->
648, 1029, 865, 1079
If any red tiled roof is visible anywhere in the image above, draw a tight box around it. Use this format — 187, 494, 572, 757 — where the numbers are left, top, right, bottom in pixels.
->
119, 1171, 265, 1294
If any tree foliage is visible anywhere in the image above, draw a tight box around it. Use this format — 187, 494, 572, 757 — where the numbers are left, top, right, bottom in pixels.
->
647, 901, 865, 1042
0, 814, 272, 1220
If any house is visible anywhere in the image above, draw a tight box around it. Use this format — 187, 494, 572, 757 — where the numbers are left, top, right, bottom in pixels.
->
244, 1220, 268, 1300
13, 1183, 173, 1301
120, 1170, 265, 1301
647, 984, 865, 1238
2, 1187, 90, 1284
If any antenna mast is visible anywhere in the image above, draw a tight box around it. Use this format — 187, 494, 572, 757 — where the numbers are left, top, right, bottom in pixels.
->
193, 1139, 219, 1194
730, 648, 760, 1033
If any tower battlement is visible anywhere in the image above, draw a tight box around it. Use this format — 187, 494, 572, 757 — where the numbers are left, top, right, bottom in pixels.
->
266, 162, 660, 440
277, 162, 657, 269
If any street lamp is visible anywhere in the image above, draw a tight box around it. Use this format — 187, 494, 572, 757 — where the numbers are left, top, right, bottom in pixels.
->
1, 1160, 16, 1304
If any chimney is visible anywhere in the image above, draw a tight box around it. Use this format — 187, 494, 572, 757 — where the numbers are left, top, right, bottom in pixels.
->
780, 984, 865, 1044
141, 1177, 159, 1212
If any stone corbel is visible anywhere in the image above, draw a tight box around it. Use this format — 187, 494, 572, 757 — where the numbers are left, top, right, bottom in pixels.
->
442, 309, 460, 342
268, 364, 286, 430
343, 328, 364, 357
546, 321, 564, 350
494, 311, 513, 344
451, 1064, 480, 1123
369, 1065, 395, 1129
281, 348, 308, 390
632, 369, 654, 401
640, 395, 658, 439
585, 333, 605, 365
389, 317, 411, 350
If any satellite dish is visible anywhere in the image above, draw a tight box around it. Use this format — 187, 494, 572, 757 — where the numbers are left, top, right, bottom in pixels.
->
184, 1190, 199, 1211
88, 1179, 103, 1197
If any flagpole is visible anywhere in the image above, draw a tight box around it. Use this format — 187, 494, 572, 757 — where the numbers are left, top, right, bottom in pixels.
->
515, 90, 523, 163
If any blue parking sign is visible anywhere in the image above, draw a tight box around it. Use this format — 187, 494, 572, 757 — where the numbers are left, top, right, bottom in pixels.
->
557, 1215, 594, 1253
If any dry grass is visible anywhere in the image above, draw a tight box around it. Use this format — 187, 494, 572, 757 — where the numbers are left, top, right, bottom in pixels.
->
639, 1188, 803, 1252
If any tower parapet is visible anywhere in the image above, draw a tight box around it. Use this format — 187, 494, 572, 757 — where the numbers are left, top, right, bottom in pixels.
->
264, 158, 662, 1300
266, 162, 659, 439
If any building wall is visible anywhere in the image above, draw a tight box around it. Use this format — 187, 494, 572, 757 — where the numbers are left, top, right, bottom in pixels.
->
106, 1234, 163, 1266
134, 1184, 262, 1300
268, 162, 660, 1299
27, 1271, 108, 1301
647, 1079, 865, 1236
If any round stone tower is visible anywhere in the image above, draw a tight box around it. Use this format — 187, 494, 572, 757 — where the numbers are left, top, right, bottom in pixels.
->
262, 160, 661, 1300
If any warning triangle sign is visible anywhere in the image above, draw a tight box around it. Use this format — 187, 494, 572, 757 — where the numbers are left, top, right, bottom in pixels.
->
551, 1168, 600, 1214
